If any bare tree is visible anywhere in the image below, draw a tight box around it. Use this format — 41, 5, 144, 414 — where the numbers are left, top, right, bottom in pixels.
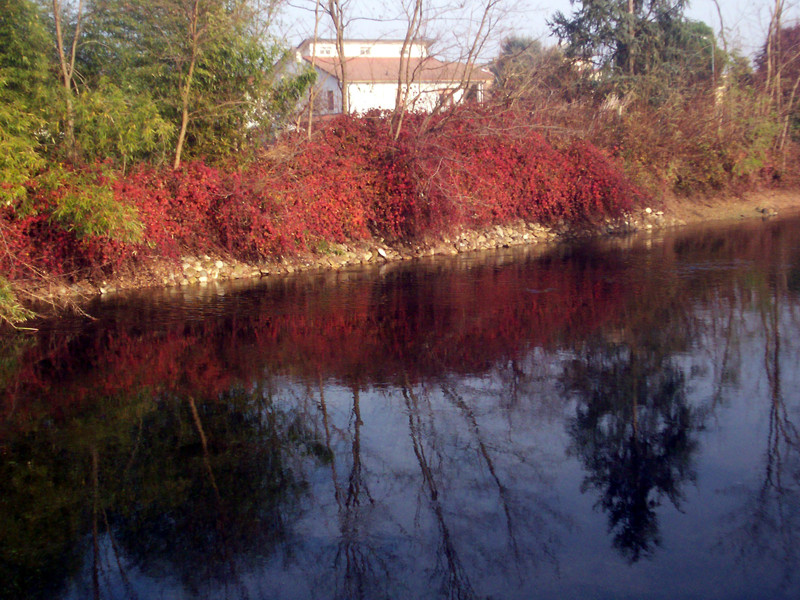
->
52, 0, 85, 162
388, 0, 508, 138
290, 0, 358, 115
327, 0, 351, 113
760, 0, 800, 158
710, 0, 729, 56
764, 0, 785, 106
305, 0, 322, 137
418, 0, 504, 131
291, 0, 507, 126
390, 0, 424, 139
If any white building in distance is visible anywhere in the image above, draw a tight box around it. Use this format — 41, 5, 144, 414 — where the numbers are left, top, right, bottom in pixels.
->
295, 38, 494, 115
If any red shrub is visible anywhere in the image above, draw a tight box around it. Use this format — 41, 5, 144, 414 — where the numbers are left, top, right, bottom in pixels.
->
2, 107, 644, 283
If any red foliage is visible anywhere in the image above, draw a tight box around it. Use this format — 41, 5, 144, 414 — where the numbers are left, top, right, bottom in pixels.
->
0, 246, 644, 422
1, 106, 644, 282
1, 170, 129, 280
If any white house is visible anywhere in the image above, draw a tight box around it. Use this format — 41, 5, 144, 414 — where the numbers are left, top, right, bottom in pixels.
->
295, 38, 494, 115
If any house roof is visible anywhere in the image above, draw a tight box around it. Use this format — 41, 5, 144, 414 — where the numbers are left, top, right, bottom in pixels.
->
302, 55, 494, 85
297, 37, 432, 48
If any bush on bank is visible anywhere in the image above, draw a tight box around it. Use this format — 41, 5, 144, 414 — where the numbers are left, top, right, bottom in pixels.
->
0, 106, 642, 318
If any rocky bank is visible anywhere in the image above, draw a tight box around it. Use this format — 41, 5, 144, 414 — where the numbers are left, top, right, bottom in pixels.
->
29, 189, 800, 301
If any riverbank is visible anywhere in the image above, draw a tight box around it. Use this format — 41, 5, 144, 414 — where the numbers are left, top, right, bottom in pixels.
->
7, 104, 799, 327
23, 187, 799, 305
659, 188, 800, 223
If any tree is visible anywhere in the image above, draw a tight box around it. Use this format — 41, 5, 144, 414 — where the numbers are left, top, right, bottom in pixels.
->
50, 0, 85, 162
664, 19, 721, 86
389, 0, 424, 138
550, 0, 689, 82
149, 0, 229, 168
490, 36, 574, 106
77, 0, 299, 166
0, 0, 52, 203
326, 0, 350, 114
756, 17, 800, 150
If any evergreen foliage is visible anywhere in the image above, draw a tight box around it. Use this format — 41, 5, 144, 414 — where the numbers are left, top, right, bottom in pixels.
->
549, 0, 724, 100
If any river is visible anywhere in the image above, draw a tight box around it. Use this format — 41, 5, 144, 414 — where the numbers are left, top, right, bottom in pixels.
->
2, 215, 800, 599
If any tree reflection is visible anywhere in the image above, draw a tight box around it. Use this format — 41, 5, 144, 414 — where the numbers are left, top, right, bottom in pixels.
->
0, 382, 325, 599
331, 385, 393, 600
0, 432, 89, 600
718, 280, 800, 588
111, 385, 324, 594
563, 340, 699, 562
403, 384, 477, 600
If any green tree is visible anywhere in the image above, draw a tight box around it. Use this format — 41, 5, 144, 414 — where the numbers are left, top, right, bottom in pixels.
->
79, 0, 310, 167
0, 0, 52, 204
0, 0, 54, 325
550, 0, 692, 83
632, 18, 725, 106
73, 78, 174, 171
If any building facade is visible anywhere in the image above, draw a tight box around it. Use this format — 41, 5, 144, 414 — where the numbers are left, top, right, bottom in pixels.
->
295, 38, 493, 116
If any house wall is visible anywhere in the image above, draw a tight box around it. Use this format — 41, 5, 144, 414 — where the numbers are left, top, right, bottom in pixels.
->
312, 68, 343, 115
295, 38, 490, 117
347, 82, 475, 114
348, 82, 400, 112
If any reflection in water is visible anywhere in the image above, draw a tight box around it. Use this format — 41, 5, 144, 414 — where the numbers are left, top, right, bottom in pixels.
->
2, 216, 800, 598
562, 341, 698, 562
332, 386, 389, 600
404, 384, 477, 600
0, 384, 325, 600
113, 388, 319, 592
716, 263, 800, 592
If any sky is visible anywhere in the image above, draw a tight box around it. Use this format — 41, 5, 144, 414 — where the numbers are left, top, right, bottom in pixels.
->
278, 0, 800, 60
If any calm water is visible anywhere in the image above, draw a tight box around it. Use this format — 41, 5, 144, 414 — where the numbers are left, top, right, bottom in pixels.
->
2, 215, 800, 600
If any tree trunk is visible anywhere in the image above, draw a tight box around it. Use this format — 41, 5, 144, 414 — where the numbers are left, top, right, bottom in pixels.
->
174, 51, 197, 169
52, 0, 84, 162
306, 0, 321, 138
627, 0, 635, 76
391, 0, 424, 140
173, 0, 201, 169
328, 0, 348, 113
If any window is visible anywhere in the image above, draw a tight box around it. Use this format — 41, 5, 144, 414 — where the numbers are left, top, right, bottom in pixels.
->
359, 46, 371, 55
317, 46, 332, 56
326, 90, 335, 111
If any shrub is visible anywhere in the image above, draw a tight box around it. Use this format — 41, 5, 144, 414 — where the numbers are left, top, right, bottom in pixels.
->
0, 275, 34, 326
1, 106, 645, 291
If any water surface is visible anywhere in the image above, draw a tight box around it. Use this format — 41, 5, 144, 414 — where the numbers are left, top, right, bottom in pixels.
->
2, 216, 800, 599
